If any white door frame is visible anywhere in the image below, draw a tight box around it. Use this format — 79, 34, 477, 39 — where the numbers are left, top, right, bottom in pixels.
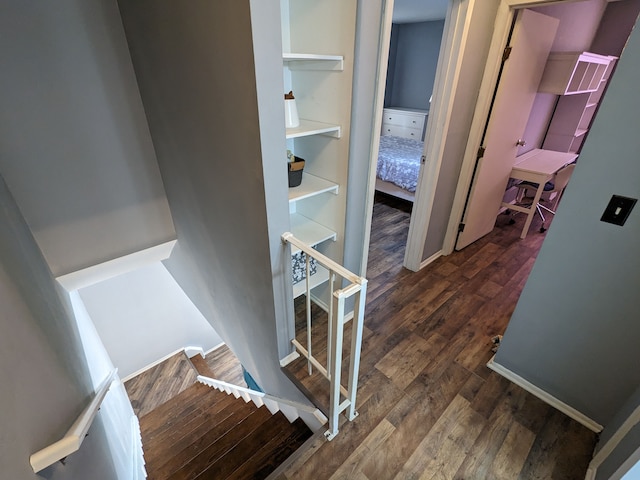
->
441, 0, 579, 254
403, 0, 475, 270
365, 0, 579, 273
363, 0, 480, 273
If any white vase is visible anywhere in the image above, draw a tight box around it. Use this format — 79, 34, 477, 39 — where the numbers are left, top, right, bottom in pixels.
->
284, 98, 300, 128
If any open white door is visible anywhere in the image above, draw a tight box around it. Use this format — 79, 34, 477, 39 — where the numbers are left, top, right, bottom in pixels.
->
455, 9, 559, 250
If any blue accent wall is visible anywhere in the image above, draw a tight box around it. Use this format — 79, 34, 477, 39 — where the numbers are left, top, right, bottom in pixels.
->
384, 20, 445, 109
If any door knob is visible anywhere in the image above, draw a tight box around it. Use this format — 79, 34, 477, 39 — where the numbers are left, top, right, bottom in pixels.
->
516, 139, 526, 146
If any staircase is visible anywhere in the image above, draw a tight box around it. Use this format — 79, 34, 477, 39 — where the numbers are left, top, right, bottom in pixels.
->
131, 352, 313, 479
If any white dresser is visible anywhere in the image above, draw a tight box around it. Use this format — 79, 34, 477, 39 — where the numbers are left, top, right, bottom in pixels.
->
381, 107, 428, 141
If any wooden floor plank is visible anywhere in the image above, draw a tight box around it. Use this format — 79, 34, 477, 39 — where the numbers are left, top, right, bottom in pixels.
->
279, 193, 596, 479
132, 193, 596, 479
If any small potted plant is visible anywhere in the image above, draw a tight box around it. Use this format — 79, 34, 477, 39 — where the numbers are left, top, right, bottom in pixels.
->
287, 149, 305, 187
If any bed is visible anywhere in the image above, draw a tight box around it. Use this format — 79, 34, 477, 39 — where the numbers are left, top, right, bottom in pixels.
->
375, 134, 424, 202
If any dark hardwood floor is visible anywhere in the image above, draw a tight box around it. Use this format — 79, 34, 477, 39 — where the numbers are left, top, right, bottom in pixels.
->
124, 193, 596, 479
278, 192, 597, 479
125, 347, 310, 479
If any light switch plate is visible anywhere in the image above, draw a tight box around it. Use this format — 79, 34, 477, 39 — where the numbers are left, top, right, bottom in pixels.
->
600, 195, 637, 226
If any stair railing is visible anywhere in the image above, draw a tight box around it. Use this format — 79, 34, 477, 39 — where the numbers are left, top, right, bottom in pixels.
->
281, 232, 368, 440
30, 369, 117, 473
196, 375, 328, 432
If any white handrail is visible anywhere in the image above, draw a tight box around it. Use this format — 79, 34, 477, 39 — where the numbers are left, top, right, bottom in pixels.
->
282, 232, 367, 440
30, 369, 117, 473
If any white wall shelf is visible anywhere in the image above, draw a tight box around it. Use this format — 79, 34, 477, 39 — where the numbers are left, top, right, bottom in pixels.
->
289, 213, 336, 254
286, 119, 341, 139
288, 173, 339, 203
292, 264, 329, 299
283, 53, 344, 71
543, 56, 617, 153
539, 52, 612, 95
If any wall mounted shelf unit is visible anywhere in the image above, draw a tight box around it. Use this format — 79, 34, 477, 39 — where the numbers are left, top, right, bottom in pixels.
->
286, 120, 341, 139
281, 0, 357, 303
538, 52, 612, 95
283, 53, 344, 71
543, 55, 617, 153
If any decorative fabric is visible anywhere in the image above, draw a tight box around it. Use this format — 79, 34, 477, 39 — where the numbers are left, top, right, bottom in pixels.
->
292, 251, 318, 285
377, 135, 424, 192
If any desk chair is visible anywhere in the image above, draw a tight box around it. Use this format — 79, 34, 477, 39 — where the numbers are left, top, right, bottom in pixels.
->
513, 163, 576, 232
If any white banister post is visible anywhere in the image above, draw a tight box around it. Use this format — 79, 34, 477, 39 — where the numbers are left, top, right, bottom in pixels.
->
305, 253, 313, 375
327, 271, 336, 378
326, 291, 346, 440
346, 282, 367, 421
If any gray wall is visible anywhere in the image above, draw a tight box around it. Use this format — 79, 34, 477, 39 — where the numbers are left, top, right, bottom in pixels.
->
385, 20, 444, 110
495, 13, 640, 427
117, 0, 305, 402
0, 174, 119, 479
0, 0, 175, 277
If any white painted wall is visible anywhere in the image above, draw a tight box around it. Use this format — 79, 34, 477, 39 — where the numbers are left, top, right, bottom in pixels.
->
69, 291, 142, 479
0, 0, 175, 277
78, 262, 223, 379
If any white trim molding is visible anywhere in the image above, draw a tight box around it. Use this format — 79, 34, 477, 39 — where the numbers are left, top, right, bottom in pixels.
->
585, 404, 640, 480
487, 357, 603, 433
56, 240, 177, 291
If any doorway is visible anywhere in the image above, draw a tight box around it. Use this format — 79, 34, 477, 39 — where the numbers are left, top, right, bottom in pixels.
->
370, 2, 447, 266
442, 0, 638, 254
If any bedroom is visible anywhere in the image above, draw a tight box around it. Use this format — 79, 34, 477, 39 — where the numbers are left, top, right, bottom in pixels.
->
375, 0, 638, 265
375, 11, 444, 204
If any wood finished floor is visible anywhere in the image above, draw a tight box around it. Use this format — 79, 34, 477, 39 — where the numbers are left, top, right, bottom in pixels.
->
125, 345, 244, 417
279, 192, 597, 480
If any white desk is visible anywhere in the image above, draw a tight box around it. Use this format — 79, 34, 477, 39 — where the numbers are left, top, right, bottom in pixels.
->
503, 149, 578, 238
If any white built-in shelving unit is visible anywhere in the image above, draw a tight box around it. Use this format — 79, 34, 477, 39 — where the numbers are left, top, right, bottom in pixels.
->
281, 0, 356, 301
541, 52, 617, 154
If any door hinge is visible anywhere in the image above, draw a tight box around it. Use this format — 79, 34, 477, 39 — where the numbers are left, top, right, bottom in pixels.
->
503, 46, 512, 62
421, 155, 426, 164
458, 222, 465, 232
477, 146, 486, 159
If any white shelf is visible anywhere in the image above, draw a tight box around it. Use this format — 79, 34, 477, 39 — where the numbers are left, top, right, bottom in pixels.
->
292, 264, 330, 299
283, 53, 344, 71
289, 213, 336, 254
286, 119, 341, 139
288, 173, 339, 203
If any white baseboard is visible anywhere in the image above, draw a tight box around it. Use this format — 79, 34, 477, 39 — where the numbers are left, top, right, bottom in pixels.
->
419, 250, 443, 270
487, 357, 603, 433
184, 346, 205, 358
122, 346, 206, 382
279, 350, 301, 367
205, 342, 226, 356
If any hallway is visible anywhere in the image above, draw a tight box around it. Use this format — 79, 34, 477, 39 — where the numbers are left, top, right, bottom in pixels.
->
279, 192, 595, 479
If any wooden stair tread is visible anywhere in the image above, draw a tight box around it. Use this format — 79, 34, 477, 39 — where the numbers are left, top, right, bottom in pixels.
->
225, 418, 313, 480
165, 405, 274, 479
142, 388, 247, 466
146, 394, 257, 476
139, 381, 210, 424
189, 354, 217, 378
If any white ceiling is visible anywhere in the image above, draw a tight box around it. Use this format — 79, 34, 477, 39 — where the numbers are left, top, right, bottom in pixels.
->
392, 0, 449, 23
